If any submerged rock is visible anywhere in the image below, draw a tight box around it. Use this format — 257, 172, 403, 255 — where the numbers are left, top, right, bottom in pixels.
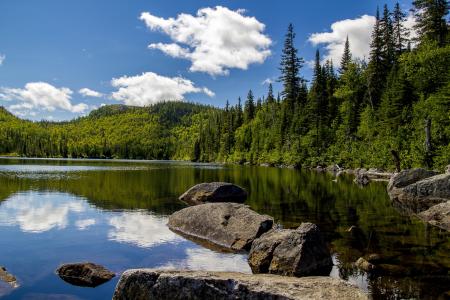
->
56, 262, 115, 287
248, 223, 333, 277
355, 257, 377, 272
418, 201, 450, 231
354, 173, 371, 186
179, 182, 247, 205
0, 266, 19, 288
168, 203, 273, 251
112, 269, 367, 300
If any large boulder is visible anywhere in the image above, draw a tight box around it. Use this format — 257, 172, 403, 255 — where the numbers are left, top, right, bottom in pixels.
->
112, 269, 368, 300
387, 169, 450, 231
388, 169, 449, 211
248, 223, 333, 277
168, 203, 273, 251
179, 182, 247, 205
56, 262, 115, 287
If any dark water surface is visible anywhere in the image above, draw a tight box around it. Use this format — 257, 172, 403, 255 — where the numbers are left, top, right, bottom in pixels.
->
0, 158, 448, 299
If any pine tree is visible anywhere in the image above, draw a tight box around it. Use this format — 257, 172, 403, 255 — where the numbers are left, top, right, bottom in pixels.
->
392, 2, 409, 55
279, 23, 305, 108
367, 7, 387, 108
244, 90, 256, 122
340, 36, 352, 74
234, 97, 244, 129
381, 4, 395, 66
267, 83, 275, 104
413, 0, 449, 46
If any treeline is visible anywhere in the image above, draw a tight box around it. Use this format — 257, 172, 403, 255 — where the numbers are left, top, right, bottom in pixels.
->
0, 0, 449, 170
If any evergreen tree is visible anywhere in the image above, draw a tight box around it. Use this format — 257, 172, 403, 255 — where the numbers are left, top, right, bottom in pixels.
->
392, 2, 409, 55
244, 90, 256, 122
267, 83, 275, 104
279, 23, 304, 109
381, 4, 395, 66
367, 7, 387, 108
413, 0, 449, 46
340, 36, 352, 74
235, 97, 244, 129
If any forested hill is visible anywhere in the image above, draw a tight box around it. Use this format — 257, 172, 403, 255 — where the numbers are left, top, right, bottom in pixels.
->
0, 102, 219, 160
0, 1, 449, 171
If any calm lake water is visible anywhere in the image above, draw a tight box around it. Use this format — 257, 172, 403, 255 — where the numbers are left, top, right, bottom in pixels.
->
0, 158, 448, 299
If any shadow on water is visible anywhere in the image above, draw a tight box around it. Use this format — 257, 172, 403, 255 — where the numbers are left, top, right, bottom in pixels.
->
0, 158, 449, 299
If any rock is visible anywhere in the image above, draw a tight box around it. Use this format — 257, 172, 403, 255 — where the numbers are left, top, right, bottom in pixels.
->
387, 168, 438, 192
56, 262, 115, 287
365, 253, 383, 264
0, 266, 18, 288
418, 201, 450, 231
389, 170, 450, 211
387, 169, 450, 231
355, 257, 376, 272
248, 223, 333, 277
446, 165, 450, 174
168, 203, 273, 251
179, 182, 247, 206
354, 173, 370, 186
112, 269, 368, 300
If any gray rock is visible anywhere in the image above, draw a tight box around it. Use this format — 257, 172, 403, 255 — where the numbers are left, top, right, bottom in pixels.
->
387, 168, 438, 191
179, 182, 247, 206
418, 201, 450, 231
168, 203, 273, 251
354, 173, 370, 186
446, 165, 450, 174
387, 169, 450, 231
248, 223, 333, 277
56, 262, 115, 287
112, 269, 368, 300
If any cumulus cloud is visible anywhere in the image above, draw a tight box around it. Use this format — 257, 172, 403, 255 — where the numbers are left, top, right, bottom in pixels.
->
0, 82, 88, 115
140, 6, 272, 76
309, 13, 419, 65
75, 218, 96, 230
309, 15, 376, 64
0, 54, 5, 66
0, 192, 87, 233
79, 88, 104, 98
159, 248, 251, 273
108, 211, 182, 248
110, 72, 214, 106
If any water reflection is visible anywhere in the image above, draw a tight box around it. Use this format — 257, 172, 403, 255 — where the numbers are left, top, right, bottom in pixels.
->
0, 193, 87, 233
108, 212, 182, 248
160, 248, 251, 273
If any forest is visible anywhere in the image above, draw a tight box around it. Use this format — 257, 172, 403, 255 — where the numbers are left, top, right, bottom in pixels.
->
0, 0, 449, 171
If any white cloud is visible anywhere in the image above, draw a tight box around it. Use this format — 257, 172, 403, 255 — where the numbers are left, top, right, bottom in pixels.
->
0, 54, 5, 66
0, 82, 88, 114
140, 6, 272, 76
309, 13, 419, 65
110, 72, 214, 106
0, 192, 87, 233
261, 78, 273, 85
79, 88, 104, 98
75, 218, 96, 230
159, 248, 251, 273
309, 15, 376, 64
108, 212, 182, 248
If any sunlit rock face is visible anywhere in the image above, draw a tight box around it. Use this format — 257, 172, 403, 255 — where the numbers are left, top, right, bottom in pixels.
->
108, 211, 182, 248
0, 192, 88, 233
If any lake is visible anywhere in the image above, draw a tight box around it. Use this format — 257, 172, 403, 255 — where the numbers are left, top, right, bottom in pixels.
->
0, 158, 448, 299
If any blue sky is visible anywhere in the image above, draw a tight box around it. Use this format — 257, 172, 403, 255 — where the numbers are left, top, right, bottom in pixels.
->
0, 0, 413, 120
